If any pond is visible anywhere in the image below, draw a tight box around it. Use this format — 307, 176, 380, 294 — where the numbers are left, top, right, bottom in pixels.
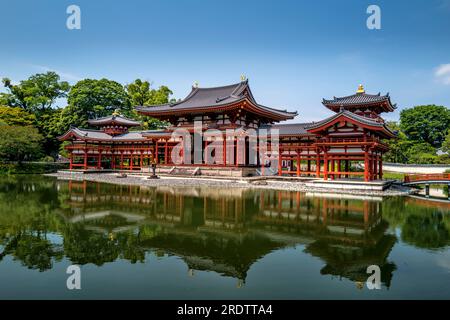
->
0, 175, 449, 299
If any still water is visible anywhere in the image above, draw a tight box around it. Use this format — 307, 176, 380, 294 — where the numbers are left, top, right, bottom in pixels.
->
0, 175, 449, 299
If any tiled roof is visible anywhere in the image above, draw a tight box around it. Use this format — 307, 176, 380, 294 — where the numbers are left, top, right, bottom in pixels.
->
58, 128, 167, 142
136, 80, 297, 120
260, 123, 313, 136
88, 115, 140, 127
306, 110, 395, 136
322, 92, 396, 112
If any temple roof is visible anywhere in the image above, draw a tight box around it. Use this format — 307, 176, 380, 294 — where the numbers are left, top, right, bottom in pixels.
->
306, 110, 396, 137
136, 80, 297, 122
260, 123, 313, 136
58, 127, 167, 142
322, 86, 397, 113
87, 114, 141, 127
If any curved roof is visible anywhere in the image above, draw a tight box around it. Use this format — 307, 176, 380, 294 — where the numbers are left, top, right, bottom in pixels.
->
322, 91, 397, 113
306, 110, 396, 138
88, 115, 141, 127
259, 123, 314, 136
57, 127, 166, 142
136, 80, 297, 122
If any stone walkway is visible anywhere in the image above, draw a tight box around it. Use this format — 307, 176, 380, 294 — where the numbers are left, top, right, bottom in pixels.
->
46, 171, 415, 197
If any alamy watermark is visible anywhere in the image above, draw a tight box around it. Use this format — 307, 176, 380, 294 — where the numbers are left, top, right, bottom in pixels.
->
66, 265, 81, 290
366, 265, 381, 290
66, 5, 81, 30
367, 5, 381, 30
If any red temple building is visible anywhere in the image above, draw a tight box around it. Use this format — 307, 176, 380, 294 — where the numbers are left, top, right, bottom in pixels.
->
59, 80, 396, 181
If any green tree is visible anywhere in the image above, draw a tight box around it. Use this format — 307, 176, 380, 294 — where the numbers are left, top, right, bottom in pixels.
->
442, 129, 450, 154
0, 72, 70, 113
383, 121, 411, 163
400, 105, 450, 148
0, 125, 43, 163
125, 79, 173, 129
126, 79, 173, 106
68, 78, 130, 122
0, 106, 36, 126
406, 142, 438, 164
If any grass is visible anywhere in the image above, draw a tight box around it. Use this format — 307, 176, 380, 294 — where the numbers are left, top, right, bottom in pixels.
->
382, 171, 406, 181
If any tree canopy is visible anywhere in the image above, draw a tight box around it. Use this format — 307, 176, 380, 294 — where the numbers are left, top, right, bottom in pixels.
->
67, 78, 130, 121
0, 72, 70, 114
0, 125, 43, 163
126, 79, 173, 106
400, 105, 450, 148
0, 106, 36, 126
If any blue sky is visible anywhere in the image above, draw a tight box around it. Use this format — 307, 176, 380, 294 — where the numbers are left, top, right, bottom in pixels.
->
1, 0, 450, 122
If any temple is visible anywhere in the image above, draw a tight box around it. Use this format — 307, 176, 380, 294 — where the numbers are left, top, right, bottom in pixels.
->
59, 80, 396, 181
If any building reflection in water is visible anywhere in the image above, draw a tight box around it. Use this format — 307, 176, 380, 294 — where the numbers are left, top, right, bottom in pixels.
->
59, 180, 397, 287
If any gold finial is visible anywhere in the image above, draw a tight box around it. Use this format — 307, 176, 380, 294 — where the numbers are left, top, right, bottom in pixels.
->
193, 81, 199, 88
112, 108, 120, 116
240, 74, 246, 82
357, 84, 365, 94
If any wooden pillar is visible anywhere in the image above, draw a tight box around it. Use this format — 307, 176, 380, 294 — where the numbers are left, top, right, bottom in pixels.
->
164, 140, 168, 165
69, 152, 73, 170
324, 151, 328, 180
155, 141, 159, 164
379, 154, 383, 179
140, 153, 143, 169
120, 153, 124, 170
97, 149, 102, 169
337, 160, 341, 179
297, 152, 300, 177
330, 159, 335, 180
345, 160, 349, 178
364, 148, 369, 182
307, 160, 311, 175
373, 154, 378, 180
83, 150, 88, 170
316, 149, 320, 178
130, 154, 133, 171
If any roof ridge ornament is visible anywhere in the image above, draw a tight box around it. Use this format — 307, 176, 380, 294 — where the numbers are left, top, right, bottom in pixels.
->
240, 74, 247, 82
356, 84, 365, 94
193, 81, 199, 88
112, 108, 120, 117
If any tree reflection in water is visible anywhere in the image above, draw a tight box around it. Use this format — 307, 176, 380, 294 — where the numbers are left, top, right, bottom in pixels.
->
0, 175, 449, 288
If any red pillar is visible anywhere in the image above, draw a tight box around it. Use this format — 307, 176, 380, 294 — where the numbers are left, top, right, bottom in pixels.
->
297, 152, 300, 177
324, 152, 328, 180
379, 154, 383, 179
97, 149, 102, 169
345, 160, 349, 178
307, 160, 311, 176
330, 159, 335, 180
69, 152, 73, 170
120, 153, 124, 170
83, 150, 88, 170
364, 148, 369, 182
316, 149, 320, 178
337, 160, 341, 179
164, 140, 168, 165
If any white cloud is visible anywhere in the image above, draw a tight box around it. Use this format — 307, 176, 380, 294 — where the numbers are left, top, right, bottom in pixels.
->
30, 64, 82, 82
434, 63, 450, 85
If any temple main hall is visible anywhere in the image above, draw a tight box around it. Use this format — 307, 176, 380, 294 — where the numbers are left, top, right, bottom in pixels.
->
59, 79, 396, 181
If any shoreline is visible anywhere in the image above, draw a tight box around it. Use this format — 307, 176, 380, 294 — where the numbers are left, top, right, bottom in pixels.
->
45, 171, 415, 197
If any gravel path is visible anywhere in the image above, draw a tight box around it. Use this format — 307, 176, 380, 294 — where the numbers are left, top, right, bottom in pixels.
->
45, 172, 414, 197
